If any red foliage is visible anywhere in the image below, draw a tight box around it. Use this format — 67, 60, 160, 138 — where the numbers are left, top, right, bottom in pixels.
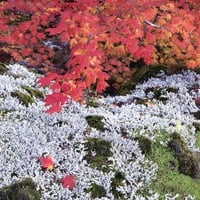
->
60, 175, 76, 190
39, 155, 54, 171
1, 0, 200, 113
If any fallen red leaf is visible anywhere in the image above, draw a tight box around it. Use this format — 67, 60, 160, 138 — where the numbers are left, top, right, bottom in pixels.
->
39, 155, 54, 171
60, 175, 76, 190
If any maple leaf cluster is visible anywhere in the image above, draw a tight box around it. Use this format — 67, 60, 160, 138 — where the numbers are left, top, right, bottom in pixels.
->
39, 155, 76, 190
0, 0, 200, 113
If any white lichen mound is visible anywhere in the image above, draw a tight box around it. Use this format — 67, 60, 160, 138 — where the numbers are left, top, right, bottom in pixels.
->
0, 64, 200, 199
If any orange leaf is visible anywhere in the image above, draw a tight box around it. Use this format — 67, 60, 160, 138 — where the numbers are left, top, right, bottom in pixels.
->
39, 155, 54, 171
186, 60, 196, 69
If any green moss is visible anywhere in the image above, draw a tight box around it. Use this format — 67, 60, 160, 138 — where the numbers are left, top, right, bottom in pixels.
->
21, 85, 44, 99
85, 97, 99, 108
0, 109, 10, 118
135, 98, 149, 106
192, 111, 200, 120
168, 133, 198, 178
148, 135, 200, 199
195, 131, 200, 148
145, 87, 168, 103
168, 133, 187, 153
130, 65, 167, 84
0, 178, 41, 200
111, 171, 125, 199
135, 136, 152, 155
11, 90, 34, 106
193, 122, 200, 131
0, 63, 8, 75
85, 115, 105, 132
85, 183, 107, 198
150, 145, 200, 198
104, 64, 185, 97
144, 86, 178, 104
83, 137, 113, 172
115, 81, 136, 96
166, 87, 179, 93
194, 67, 200, 74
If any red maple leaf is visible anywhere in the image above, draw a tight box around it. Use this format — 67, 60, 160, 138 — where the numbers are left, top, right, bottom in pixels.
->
45, 93, 67, 106
60, 175, 76, 190
39, 155, 54, 171
37, 73, 58, 87
21, 48, 32, 57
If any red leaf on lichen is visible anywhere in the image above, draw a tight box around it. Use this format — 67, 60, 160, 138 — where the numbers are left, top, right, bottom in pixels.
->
39, 155, 54, 171
60, 175, 76, 190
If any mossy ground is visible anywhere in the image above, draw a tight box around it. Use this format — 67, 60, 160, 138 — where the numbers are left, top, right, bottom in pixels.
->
195, 131, 200, 148
10, 86, 44, 106
0, 178, 41, 200
85, 183, 107, 198
83, 137, 113, 172
21, 85, 44, 99
0, 63, 8, 75
110, 171, 125, 199
85, 115, 105, 132
11, 90, 35, 106
105, 64, 186, 96
145, 131, 200, 199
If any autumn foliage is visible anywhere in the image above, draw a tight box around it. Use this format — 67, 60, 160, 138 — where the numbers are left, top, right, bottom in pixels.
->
1, 0, 200, 113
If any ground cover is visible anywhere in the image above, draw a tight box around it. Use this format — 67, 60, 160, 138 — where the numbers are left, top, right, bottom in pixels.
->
0, 64, 200, 199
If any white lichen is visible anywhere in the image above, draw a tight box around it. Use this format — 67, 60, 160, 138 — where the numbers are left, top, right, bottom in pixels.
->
0, 64, 199, 199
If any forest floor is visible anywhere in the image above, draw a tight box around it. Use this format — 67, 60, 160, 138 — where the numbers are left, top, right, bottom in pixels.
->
0, 63, 200, 199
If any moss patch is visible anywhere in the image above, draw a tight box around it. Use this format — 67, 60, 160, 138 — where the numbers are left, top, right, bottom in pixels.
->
192, 111, 200, 120
85, 98, 99, 108
85, 183, 106, 198
111, 171, 125, 199
148, 135, 200, 199
135, 98, 150, 106
21, 85, 44, 99
83, 137, 113, 172
135, 136, 152, 155
114, 81, 136, 96
166, 87, 179, 93
103, 64, 184, 97
85, 115, 105, 132
0, 178, 41, 200
130, 64, 167, 86
195, 131, 200, 148
168, 133, 199, 178
193, 122, 200, 131
144, 87, 178, 103
11, 90, 35, 106
0, 63, 8, 75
